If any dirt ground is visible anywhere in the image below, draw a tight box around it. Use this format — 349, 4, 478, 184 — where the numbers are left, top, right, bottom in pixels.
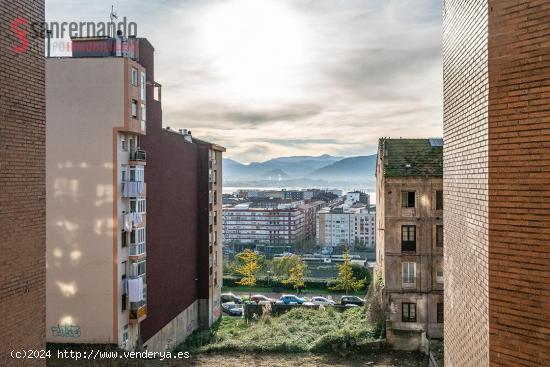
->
47, 351, 427, 367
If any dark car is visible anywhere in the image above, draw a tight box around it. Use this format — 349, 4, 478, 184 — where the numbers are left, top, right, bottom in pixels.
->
221, 293, 243, 304
221, 302, 243, 316
340, 295, 365, 306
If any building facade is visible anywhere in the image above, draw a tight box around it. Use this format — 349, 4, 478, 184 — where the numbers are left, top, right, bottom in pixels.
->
46, 36, 223, 352
316, 206, 376, 248
222, 204, 305, 246
0, 1, 46, 365
376, 139, 444, 349
443, 1, 550, 365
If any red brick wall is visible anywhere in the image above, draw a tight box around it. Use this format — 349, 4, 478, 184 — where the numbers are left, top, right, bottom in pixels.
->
488, 1, 550, 365
443, 0, 490, 366
0, 1, 46, 366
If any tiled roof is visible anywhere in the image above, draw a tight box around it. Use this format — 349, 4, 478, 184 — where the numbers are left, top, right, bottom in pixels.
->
378, 138, 443, 177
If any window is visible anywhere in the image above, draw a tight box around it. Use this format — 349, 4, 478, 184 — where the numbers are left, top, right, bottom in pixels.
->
436, 225, 444, 248
121, 134, 127, 151
401, 225, 416, 252
140, 71, 146, 100
402, 303, 416, 322
402, 262, 416, 287
130, 260, 146, 277
131, 99, 138, 118
121, 261, 127, 280
437, 303, 444, 323
130, 198, 146, 213
129, 166, 144, 182
140, 103, 146, 131
121, 230, 127, 247
122, 293, 127, 311
123, 325, 129, 344
402, 191, 416, 208
436, 268, 444, 283
131, 67, 138, 86
436, 190, 443, 210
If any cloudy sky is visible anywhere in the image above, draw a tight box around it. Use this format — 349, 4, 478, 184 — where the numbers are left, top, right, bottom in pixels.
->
47, 0, 443, 163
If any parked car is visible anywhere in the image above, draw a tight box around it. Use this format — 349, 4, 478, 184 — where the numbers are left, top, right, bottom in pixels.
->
221, 302, 243, 316
310, 296, 336, 306
279, 294, 306, 305
221, 293, 243, 304
250, 294, 275, 304
340, 295, 365, 306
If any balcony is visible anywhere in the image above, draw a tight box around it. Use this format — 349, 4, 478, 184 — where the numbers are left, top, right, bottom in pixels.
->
121, 181, 146, 198
129, 243, 146, 260
122, 212, 146, 231
129, 302, 147, 324
129, 149, 146, 165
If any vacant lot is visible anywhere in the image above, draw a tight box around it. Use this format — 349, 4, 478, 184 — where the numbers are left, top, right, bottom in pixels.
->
180, 307, 378, 353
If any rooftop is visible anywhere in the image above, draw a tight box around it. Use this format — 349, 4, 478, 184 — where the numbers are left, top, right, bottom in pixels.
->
378, 138, 443, 177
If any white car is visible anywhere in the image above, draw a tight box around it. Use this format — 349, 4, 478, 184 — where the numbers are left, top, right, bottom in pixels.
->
310, 296, 336, 306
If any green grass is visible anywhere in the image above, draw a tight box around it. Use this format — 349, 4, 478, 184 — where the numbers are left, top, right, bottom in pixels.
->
177, 307, 376, 354
222, 285, 365, 297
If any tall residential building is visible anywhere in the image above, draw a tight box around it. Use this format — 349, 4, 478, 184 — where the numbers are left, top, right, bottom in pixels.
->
0, 1, 46, 366
46, 36, 224, 351
316, 206, 376, 248
222, 203, 305, 247
376, 138, 444, 349
443, 1, 550, 366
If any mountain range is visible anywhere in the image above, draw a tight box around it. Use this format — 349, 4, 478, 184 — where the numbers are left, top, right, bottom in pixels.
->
223, 154, 377, 188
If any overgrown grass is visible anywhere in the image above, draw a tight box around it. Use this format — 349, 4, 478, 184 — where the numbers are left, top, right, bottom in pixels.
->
177, 307, 377, 354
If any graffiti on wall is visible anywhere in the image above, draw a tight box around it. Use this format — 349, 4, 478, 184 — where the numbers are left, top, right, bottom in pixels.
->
51, 324, 81, 338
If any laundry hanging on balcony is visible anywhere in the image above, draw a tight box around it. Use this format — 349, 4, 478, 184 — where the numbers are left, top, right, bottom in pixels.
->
122, 181, 145, 197
128, 277, 144, 302
123, 212, 144, 232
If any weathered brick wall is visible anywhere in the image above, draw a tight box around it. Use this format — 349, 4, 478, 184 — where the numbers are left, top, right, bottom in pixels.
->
488, 1, 550, 365
0, 1, 46, 366
443, 0, 490, 366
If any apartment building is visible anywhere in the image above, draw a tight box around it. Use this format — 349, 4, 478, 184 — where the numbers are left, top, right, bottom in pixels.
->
0, 1, 46, 365
300, 201, 325, 242
46, 36, 224, 351
376, 138, 444, 349
222, 203, 305, 247
316, 206, 376, 248
443, 1, 550, 365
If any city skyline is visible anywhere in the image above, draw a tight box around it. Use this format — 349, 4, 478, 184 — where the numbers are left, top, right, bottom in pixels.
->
47, 0, 443, 163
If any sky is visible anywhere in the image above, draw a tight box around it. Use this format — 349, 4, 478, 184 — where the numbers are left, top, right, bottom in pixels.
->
46, 0, 443, 163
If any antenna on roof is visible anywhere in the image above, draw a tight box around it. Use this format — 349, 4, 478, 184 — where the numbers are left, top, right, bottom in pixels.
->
108, 5, 118, 37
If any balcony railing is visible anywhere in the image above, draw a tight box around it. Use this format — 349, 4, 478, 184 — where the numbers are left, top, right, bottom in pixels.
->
121, 181, 146, 198
130, 149, 146, 162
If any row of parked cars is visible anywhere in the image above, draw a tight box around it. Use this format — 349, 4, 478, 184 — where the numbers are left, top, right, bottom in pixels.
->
220, 293, 366, 316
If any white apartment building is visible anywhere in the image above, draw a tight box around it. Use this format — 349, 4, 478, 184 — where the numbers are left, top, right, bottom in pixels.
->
316, 206, 376, 248
222, 203, 305, 246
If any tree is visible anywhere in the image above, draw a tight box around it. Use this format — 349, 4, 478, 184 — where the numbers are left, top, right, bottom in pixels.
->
281, 255, 307, 292
234, 249, 260, 291
351, 263, 372, 286
330, 250, 366, 294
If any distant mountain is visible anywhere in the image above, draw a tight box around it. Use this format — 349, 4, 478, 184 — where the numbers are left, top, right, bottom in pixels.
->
308, 155, 377, 182
223, 154, 343, 180
222, 154, 377, 188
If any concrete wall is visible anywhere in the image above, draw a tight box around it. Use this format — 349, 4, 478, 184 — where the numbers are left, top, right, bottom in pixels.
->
0, 1, 46, 365
143, 301, 199, 352
46, 58, 128, 344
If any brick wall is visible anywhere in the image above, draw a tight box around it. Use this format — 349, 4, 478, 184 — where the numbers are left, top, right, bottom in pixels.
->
488, 1, 550, 365
445, 0, 550, 366
443, 0, 490, 366
0, 1, 46, 366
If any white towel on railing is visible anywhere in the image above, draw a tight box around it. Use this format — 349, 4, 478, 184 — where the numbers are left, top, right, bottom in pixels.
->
123, 212, 144, 232
122, 182, 145, 197
128, 277, 144, 302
